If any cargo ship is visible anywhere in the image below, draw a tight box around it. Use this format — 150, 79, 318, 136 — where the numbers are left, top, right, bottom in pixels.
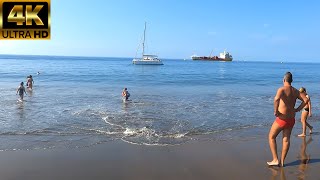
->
191, 50, 233, 61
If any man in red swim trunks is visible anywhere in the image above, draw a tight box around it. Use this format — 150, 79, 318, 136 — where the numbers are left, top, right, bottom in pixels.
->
267, 72, 309, 167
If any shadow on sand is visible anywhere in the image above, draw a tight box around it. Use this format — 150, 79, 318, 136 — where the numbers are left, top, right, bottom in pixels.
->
269, 136, 319, 180
285, 136, 319, 167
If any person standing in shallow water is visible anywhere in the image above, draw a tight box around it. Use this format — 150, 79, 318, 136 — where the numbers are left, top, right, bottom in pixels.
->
26, 75, 34, 89
122, 88, 130, 100
298, 87, 313, 137
16, 82, 27, 101
267, 72, 308, 167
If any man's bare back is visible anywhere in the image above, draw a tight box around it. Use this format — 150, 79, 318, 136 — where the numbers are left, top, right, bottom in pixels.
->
274, 85, 300, 119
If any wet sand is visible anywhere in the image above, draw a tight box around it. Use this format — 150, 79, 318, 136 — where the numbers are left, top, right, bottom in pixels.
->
0, 130, 319, 180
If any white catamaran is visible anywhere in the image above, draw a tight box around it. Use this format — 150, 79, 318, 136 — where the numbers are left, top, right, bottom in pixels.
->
132, 22, 163, 65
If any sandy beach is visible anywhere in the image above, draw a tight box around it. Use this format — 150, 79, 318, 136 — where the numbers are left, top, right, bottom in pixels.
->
0, 127, 319, 180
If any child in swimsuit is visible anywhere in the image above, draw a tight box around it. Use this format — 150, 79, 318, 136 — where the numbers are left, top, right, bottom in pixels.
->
16, 82, 27, 101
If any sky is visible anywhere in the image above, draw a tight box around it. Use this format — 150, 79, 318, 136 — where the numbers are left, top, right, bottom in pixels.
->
0, 0, 320, 62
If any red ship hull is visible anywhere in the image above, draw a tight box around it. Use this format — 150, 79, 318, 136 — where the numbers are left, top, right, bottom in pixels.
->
192, 56, 232, 61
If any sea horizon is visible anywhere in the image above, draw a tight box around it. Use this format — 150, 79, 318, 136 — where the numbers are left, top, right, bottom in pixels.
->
0, 54, 319, 63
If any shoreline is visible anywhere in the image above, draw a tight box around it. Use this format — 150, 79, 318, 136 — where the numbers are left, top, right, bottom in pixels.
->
0, 126, 319, 180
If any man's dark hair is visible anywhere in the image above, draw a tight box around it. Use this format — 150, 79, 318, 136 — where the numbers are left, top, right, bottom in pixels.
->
284, 72, 293, 83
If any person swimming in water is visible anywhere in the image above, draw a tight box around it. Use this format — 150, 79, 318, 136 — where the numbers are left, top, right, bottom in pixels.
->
298, 87, 313, 137
16, 82, 27, 101
122, 88, 130, 100
267, 72, 308, 167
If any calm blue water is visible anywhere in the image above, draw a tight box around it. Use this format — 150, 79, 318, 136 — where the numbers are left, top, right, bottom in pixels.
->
0, 55, 319, 151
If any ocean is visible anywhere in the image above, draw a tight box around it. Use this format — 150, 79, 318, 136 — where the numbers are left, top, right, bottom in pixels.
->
0, 55, 319, 151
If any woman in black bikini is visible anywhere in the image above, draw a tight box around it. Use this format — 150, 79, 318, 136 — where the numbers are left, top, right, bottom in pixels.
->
298, 87, 313, 137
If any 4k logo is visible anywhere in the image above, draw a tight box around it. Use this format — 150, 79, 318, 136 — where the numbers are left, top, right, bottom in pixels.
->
0, 0, 50, 40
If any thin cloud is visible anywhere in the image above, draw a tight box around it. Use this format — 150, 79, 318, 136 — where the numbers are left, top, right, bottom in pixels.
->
270, 36, 289, 43
208, 31, 217, 36
263, 23, 270, 28
249, 33, 268, 40
249, 33, 289, 44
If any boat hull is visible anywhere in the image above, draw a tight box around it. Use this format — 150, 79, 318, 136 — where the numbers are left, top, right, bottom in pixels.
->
191, 50, 233, 61
132, 59, 164, 65
192, 57, 232, 61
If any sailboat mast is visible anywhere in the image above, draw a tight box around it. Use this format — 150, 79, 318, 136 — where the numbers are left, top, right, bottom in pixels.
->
142, 22, 146, 56
209, 49, 214, 57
